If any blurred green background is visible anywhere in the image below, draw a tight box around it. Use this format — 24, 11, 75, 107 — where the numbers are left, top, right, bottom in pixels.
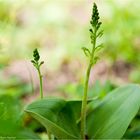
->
0, 0, 140, 139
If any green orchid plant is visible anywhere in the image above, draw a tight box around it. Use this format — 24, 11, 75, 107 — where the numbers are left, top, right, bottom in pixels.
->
25, 2, 140, 140
81, 3, 103, 138
31, 48, 44, 99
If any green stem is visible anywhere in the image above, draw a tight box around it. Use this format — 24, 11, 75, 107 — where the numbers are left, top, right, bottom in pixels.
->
37, 68, 43, 99
81, 62, 92, 139
81, 31, 96, 139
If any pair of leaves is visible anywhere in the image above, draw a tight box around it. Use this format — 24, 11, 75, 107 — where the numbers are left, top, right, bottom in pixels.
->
25, 84, 140, 139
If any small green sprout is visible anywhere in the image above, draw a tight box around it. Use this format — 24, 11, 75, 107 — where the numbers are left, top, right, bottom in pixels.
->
81, 3, 103, 138
31, 48, 44, 99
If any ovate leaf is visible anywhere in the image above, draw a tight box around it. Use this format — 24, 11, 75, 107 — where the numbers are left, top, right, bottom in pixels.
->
25, 98, 81, 139
87, 84, 140, 139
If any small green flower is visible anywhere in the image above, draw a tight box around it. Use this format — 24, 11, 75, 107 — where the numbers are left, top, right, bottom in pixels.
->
90, 3, 102, 29
33, 48, 40, 62
88, 3, 103, 47
31, 48, 44, 69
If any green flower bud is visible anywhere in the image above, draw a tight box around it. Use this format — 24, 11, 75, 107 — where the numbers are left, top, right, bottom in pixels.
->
89, 28, 93, 33
91, 3, 100, 27
89, 3, 102, 45
33, 48, 40, 62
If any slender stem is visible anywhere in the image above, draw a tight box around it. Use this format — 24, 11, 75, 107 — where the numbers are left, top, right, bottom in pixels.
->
81, 31, 96, 139
37, 68, 43, 99
81, 62, 92, 138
